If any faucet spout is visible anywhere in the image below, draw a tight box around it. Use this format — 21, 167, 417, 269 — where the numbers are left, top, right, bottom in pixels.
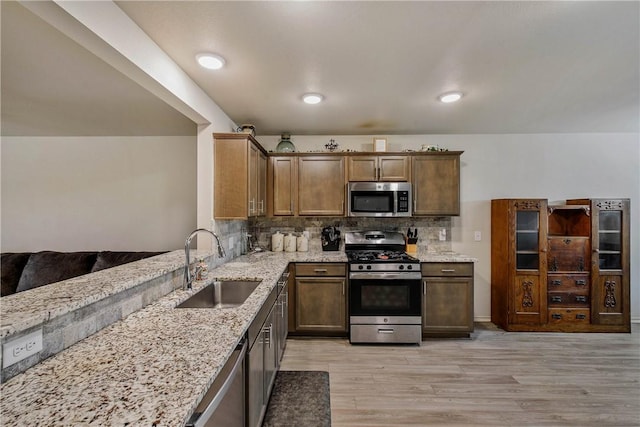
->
184, 228, 226, 290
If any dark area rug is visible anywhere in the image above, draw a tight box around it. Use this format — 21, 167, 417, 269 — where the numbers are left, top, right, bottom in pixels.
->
262, 370, 331, 427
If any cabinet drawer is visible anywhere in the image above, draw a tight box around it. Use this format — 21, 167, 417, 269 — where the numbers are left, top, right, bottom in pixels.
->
295, 263, 346, 277
548, 292, 590, 307
421, 262, 473, 277
548, 308, 590, 324
547, 274, 589, 292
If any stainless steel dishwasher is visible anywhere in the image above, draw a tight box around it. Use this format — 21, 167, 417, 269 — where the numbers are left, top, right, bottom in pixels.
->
186, 338, 247, 427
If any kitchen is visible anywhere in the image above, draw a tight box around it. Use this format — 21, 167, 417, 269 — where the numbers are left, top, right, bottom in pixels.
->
1, 1, 639, 426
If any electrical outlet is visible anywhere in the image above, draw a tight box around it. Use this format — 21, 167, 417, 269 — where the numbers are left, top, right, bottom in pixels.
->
3, 329, 43, 368
474, 231, 482, 241
439, 229, 447, 241
228, 236, 235, 249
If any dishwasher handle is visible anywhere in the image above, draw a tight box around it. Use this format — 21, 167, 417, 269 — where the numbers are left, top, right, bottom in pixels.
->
186, 338, 247, 427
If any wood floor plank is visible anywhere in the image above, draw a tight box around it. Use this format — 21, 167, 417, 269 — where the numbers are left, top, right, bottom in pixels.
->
280, 323, 640, 426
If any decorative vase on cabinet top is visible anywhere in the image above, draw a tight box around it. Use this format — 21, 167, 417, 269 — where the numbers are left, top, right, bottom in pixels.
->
276, 132, 296, 153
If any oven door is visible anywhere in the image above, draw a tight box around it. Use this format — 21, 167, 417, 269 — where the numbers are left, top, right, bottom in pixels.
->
349, 272, 422, 318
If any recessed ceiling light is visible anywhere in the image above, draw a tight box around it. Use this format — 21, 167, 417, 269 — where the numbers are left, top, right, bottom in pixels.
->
302, 93, 324, 104
196, 53, 225, 70
438, 91, 463, 103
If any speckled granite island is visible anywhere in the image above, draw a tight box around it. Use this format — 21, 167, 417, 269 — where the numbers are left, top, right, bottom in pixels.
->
0, 249, 473, 425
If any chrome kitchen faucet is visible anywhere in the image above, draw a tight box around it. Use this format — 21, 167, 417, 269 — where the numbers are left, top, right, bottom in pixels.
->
184, 228, 225, 290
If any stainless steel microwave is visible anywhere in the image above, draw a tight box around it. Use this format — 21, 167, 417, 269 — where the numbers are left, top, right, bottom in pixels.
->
347, 182, 412, 217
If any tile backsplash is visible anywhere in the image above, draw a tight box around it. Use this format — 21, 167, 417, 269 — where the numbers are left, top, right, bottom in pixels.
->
248, 216, 452, 253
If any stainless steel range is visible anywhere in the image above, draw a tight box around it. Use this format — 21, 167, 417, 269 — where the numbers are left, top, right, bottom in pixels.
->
345, 231, 422, 344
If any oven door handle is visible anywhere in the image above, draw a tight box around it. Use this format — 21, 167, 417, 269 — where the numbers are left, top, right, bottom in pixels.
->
349, 272, 422, 280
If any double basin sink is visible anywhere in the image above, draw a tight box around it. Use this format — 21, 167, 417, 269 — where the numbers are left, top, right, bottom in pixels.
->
177, 279, 261, 309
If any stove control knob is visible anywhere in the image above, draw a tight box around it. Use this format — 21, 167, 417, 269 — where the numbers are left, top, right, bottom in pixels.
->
399, 265, 404, 270
407, 265, 413, 270
366, 265, 372, 270
358, 265, 364, 270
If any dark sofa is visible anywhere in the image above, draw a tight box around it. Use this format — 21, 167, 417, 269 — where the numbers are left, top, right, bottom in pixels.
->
1, 251, 166, 297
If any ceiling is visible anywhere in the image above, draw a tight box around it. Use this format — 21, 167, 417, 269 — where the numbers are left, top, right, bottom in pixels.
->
2, 1, 639, 137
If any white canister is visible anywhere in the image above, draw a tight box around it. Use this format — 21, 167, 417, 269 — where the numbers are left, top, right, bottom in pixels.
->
296, 234, 309, 252
271, 232, 284, 252
284, 233, 296, 252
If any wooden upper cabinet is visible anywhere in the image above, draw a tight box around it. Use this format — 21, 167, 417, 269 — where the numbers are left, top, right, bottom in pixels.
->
269, 156, 297, 216
297, 156, 345, 216
347, 155, 410, 182
213, 133, 267, 219
412, 153, 461, 216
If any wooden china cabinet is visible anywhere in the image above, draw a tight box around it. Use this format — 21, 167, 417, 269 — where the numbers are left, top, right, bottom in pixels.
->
491, 198, 630, 332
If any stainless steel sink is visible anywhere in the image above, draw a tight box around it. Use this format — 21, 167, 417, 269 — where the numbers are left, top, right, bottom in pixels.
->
177, 280, 261, 309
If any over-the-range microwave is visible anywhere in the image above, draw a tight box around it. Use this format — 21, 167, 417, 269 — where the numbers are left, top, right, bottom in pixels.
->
347, 182, 412, 217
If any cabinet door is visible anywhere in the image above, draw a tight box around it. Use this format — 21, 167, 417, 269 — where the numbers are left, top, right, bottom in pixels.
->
412, 154, 460, 215
379, 156, 410, 181
295, 277, 347, 332
271, 156, 296, 216
590, 199, 630, 326
347, 156, 377, 181
248, 144, 258, 217
247, 334, 264, 427
264, 306, 278, 398
422, 277, 473, 335
510, 274, 545, 325
298, 156, 345, 215
258, 151, 267, 216
214, 135, 249, 219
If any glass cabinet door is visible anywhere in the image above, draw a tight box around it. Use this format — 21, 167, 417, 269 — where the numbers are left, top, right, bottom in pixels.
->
516, 210, 540, 270
597, 210, 622, 270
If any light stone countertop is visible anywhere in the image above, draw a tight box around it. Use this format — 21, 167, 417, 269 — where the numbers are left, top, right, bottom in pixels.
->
0, 249, 474, 426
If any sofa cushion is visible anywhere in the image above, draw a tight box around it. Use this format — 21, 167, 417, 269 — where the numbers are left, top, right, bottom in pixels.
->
16, 251, 98, 293
91, 251, 165, 273
1, 253, 32, 296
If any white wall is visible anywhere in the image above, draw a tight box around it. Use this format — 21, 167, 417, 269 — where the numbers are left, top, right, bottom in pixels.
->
258, 133, 640, 322
1, 136, 196, 251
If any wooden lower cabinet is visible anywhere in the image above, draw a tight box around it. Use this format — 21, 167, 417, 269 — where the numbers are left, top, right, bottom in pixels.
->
421, 262, 474, 338
290, 263, 347, 335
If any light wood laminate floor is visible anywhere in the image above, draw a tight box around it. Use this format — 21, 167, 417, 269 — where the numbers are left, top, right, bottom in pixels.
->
279, 323, 640, 426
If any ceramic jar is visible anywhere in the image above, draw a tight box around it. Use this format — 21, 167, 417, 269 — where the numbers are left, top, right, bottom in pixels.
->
284, 233, 296, 252
271, 231, 283, 252
296, 234, 309, 252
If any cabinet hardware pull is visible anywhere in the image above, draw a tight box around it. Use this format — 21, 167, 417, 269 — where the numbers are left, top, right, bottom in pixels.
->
377, 328, 395, 334
575, 280, 586, 286
441, 269, 456, 273
314, 268, 328, 273
551, 296, 562, 303
576, 314, 586, 320
342, 282, 345, 296
551, 280, 561, 286
423, 282, 426, 295
575, 296, 587, 303
551, 313, 562, 319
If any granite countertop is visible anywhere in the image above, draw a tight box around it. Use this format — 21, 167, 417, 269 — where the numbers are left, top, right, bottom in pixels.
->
0, 249, 474, 426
